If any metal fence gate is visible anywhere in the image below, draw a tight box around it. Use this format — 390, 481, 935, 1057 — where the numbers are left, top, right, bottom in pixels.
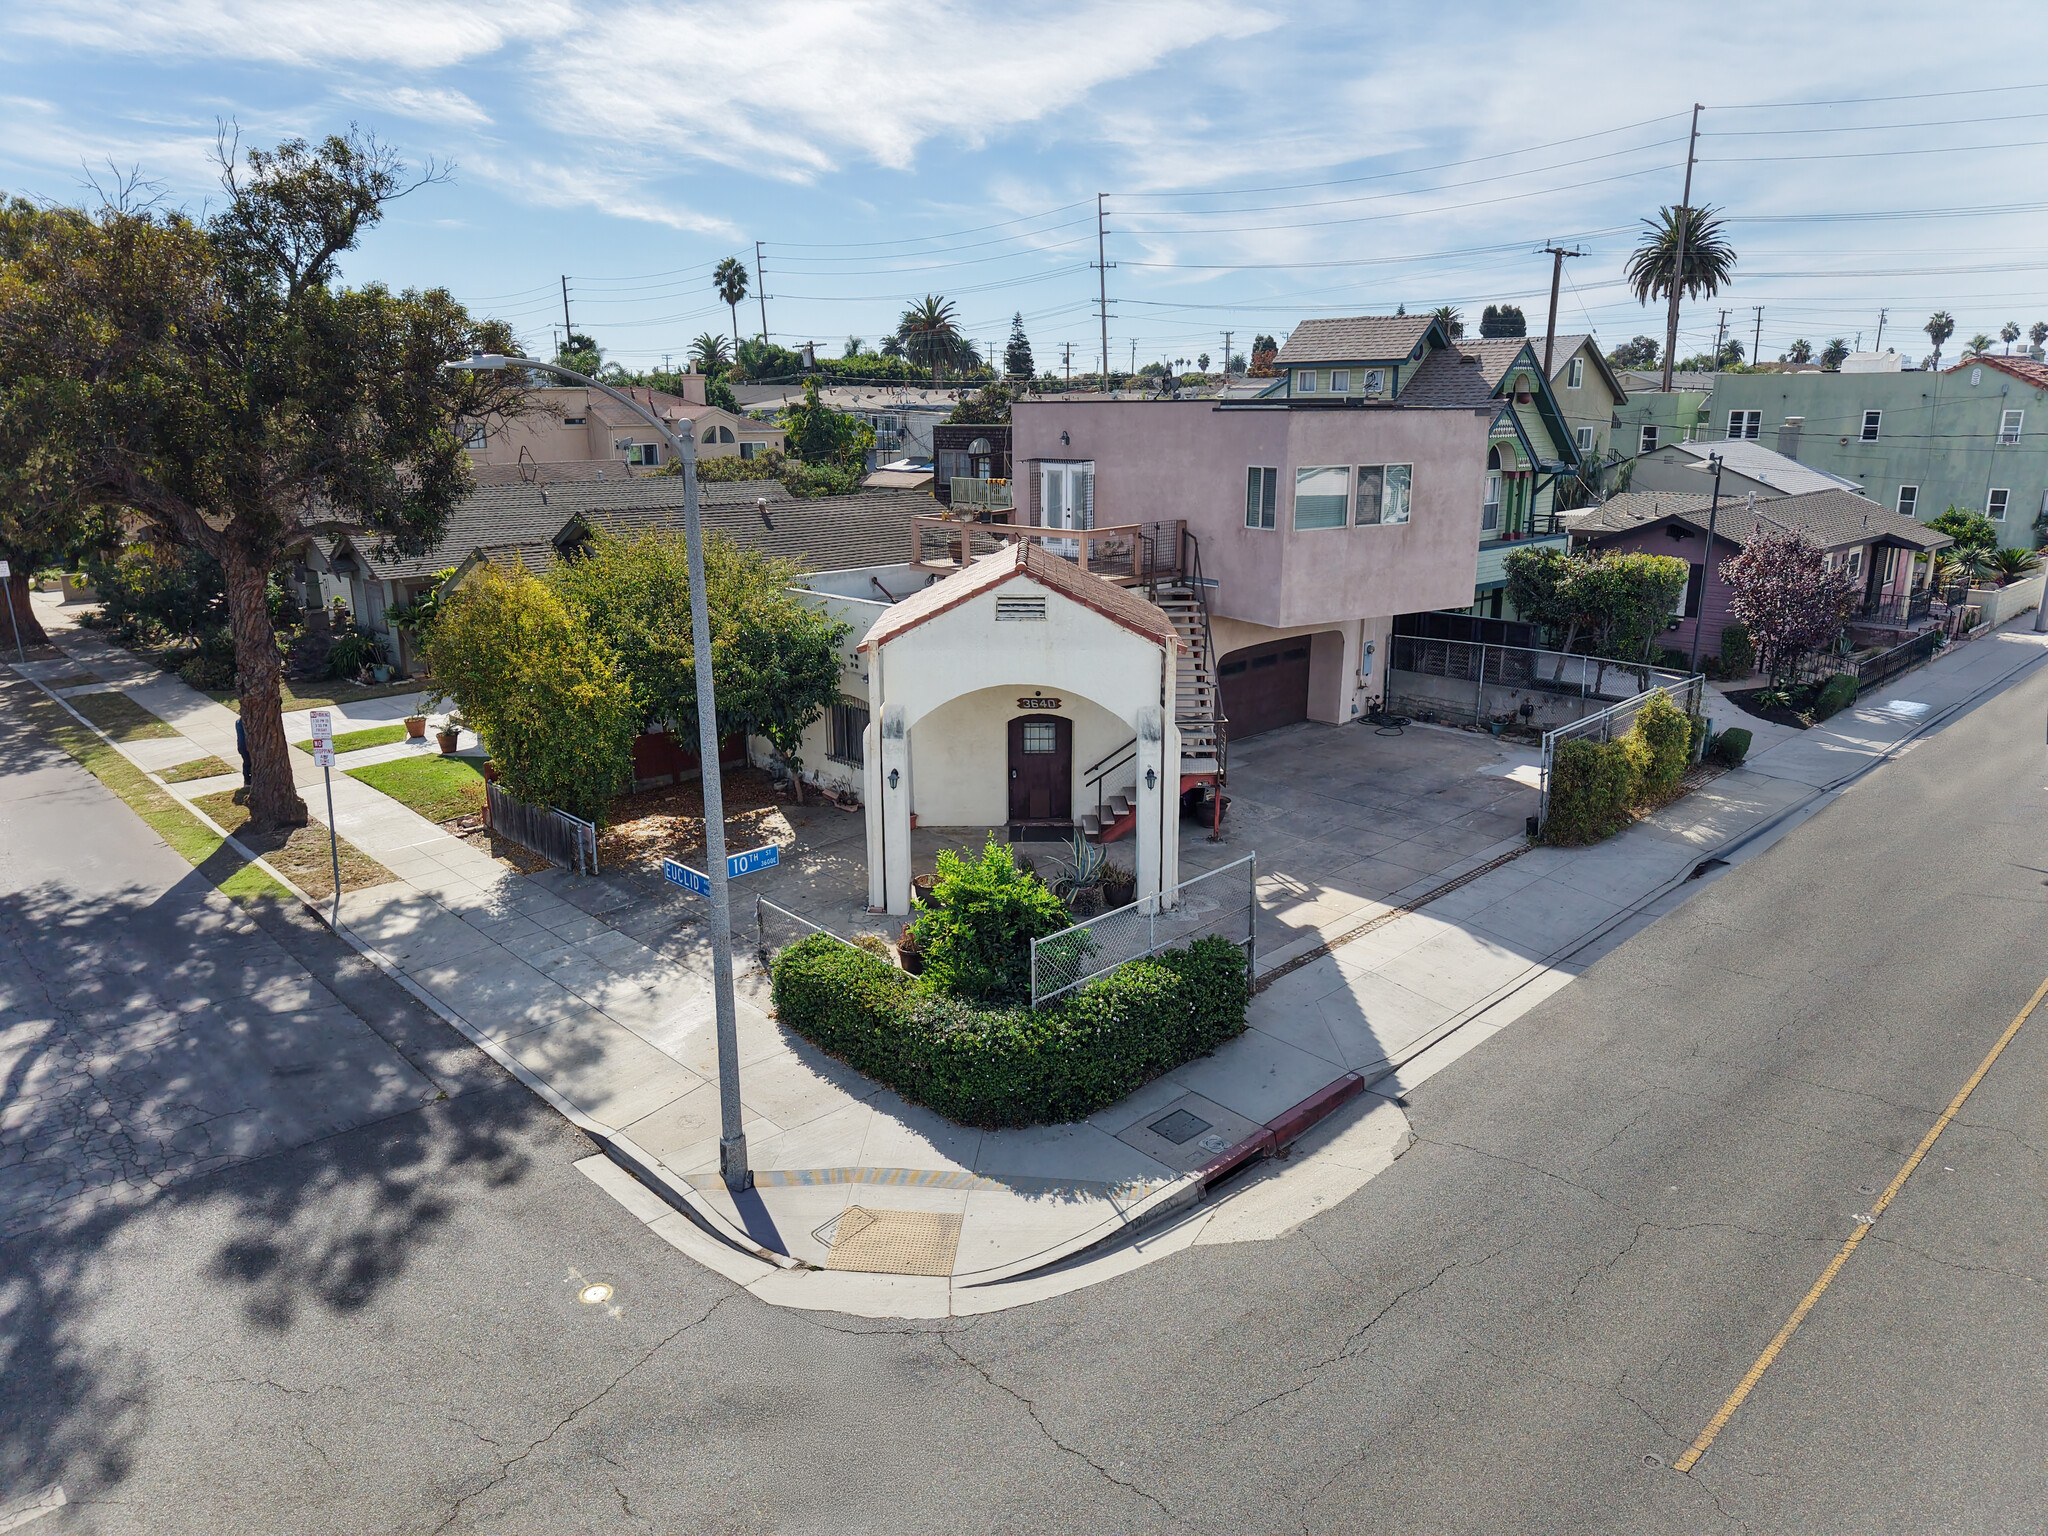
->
484, 780, 597, 874
1536, 674, 1706, 834
1029, 854, 1257, 1008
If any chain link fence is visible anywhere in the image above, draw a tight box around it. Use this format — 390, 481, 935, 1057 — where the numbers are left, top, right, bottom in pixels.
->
1030, 855, 1256, 1009
751, 895, 862, 974
1537, 674, 1706, 833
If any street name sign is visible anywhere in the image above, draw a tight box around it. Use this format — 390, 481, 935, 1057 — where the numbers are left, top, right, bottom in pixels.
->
663, 842, 779, 896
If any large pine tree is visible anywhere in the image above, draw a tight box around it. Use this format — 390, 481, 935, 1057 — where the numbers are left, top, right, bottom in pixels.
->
1003, 312, 1034, 378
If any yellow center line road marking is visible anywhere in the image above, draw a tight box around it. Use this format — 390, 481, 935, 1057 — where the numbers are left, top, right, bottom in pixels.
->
1672, 970, 2048, 1475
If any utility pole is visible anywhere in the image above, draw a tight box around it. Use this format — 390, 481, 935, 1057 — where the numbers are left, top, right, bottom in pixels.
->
1130, 339, 1136, 374
1714, 309, 1730, 367
1222, 330, 1232, 379
1540, 243, 1586, 376
1063, 342, 1072, 388
1874, 308, 1888, 352
754, 240, 769, 342
1662, 103, 1703, 394
560, 275, 573, 343
1751, 306, 1764, 369
1094, 193, 1115, 389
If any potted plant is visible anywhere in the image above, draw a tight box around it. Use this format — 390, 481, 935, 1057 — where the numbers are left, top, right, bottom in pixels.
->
437, 713, 463, 754
911, 872, 938, 908
1100, 864, 1136, 910
403, 712, 428, 740
896, 923, 924, 976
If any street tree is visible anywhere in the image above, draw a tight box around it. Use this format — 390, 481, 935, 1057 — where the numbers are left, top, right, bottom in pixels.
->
1624, 203, 1737, 390
1784, 338, 1814, 365
1720, 531, 1857, 683
713, 256, 749, 353
1924, 311, 1955, 368
0, 131, 524, 826
1003, 312, 1034, 378
1607, 336, 1659, 370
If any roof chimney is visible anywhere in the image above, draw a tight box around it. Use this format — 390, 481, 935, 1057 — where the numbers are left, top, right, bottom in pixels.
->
1776, 416, 1803, 460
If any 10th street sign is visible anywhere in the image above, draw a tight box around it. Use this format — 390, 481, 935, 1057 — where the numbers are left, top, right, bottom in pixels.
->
664, 843, 779, 896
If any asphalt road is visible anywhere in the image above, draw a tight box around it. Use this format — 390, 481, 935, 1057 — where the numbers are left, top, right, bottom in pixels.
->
3, 656, 2044, 1535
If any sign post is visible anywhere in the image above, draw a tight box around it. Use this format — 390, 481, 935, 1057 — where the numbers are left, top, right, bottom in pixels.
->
308, 708, 342, 924
0, 559, 23, 664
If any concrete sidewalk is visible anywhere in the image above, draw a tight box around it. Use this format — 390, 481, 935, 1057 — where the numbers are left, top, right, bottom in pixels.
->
20, 591, 2048, 1318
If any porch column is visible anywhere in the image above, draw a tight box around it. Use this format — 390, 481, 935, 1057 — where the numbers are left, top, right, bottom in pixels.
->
863, 723, 886, 911
1135, 705, 1165, 910
879, 704, 913, 916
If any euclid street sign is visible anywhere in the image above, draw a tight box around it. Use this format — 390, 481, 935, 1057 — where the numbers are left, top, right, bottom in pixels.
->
664, 842, 779, 896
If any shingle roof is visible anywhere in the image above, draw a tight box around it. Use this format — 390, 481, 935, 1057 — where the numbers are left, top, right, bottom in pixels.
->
1574, 488, 1951, 551
1393, 346, 1502, 408
1652, 439, 1864, 496
1450, 337, 1540, 390
341, 477, 929, 582
860, 540, 1182, 653
1275, 316, 1435, 365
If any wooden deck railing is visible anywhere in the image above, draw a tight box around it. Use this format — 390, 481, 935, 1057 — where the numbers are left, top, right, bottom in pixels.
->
910, 516, 1185, 586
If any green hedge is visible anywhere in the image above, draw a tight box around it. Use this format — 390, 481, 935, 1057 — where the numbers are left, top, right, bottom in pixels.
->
1720, 621, 1755, 679
1711, 726, 1752, 766
1814, 672, 1859, 720
771, 932, 1250, 1127
1545, 737, 1641, 845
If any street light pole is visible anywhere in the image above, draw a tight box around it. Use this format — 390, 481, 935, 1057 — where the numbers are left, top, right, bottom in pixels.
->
445, 352, 750, 1190
1686, 451, 1725, 676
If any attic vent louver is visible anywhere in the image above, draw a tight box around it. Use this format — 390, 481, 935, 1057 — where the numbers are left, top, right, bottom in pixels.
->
996, 595, 1047, 622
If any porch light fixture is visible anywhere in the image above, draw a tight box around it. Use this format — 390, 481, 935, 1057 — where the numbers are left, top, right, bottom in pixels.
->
888, 768, 900, 789
444, 347, 752, 1191
1145, 767, 1157, 790
1060, 431, 1070, 445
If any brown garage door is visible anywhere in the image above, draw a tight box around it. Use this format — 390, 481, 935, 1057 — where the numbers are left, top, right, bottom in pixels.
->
1217, 640, 1311, 739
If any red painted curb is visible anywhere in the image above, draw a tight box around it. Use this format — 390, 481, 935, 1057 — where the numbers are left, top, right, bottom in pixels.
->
1194, 1071, 1371, 1189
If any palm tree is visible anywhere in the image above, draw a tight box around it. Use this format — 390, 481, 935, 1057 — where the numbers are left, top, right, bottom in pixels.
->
1966, 332, 1995, 358
1785, 339, 1813, 365
1924, 311, 1955, 368
1624, 204, 1737, 391
844, 335, 864, 359
688, 333, 730, 373
1989, 546, 2041, 584
2002, 321, 2022, 353
712, 257, 750, 354
896, 294, 968, 383
1430, 304, 1464, 339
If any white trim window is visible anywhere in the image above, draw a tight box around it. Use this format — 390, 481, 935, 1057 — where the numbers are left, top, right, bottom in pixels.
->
1482, 470, 1501, 532
1293, 465, 1350, 529
1295, 369, 1318, 394
1987, 487, 2010, 521
1566, 356, 1585, 389
1727, 410, 1761, 439
1355, 463, 1412, 526
2000, 408, 2024, 444
1846, 548, 1864, 580
1575, 425, 1595, 451
827, 698, 868, 765
1244, 466, 1278, 529
626, 443, 661, 466
1896, 484, 1919, 517
1639, 423, 1659, 454
1330, 369, 1350, 393
1860, 409, 1882, 442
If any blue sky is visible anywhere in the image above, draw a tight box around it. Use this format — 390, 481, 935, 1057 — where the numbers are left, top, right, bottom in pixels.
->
7, 1, 2048, 373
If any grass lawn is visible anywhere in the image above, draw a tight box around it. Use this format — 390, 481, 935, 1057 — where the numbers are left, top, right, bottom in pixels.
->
193, 789, 394, 900
346, 753, 487, 825
68, 690, 181, 742
160, 755, 240, 784
211, 679, 426, 713
10, 679, 286, 902
295, 723, 410, 755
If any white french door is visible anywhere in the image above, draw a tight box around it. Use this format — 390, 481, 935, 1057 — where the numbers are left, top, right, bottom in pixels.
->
1038, 461, 1094, 557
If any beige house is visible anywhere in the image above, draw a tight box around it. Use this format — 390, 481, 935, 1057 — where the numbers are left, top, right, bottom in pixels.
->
468, 379, 785, 471
1538, 333, 1629, 465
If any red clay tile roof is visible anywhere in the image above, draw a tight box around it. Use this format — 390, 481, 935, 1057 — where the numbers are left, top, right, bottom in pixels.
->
860, 541, 1183, 653
1958, 354, 2048, 391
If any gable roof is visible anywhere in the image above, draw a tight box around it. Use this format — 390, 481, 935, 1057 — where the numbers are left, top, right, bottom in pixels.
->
1542, 334, 1628, 401
1958, 353, 2048, 391
1275, 315, 1436, 365
1393, 346, 1502, 409
860, 540, 1182, 654
1573, 487, 1950, 552
1651, 438, 1864, 496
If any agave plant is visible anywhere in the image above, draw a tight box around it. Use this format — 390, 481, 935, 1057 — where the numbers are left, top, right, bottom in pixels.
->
1049, 826, 1106, 903
1988, 546, 2042, 584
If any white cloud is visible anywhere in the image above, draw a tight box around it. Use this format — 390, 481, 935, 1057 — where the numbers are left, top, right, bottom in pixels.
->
8, 0, 573, 68
462, 151, 738, 235
341, 85, 492, 129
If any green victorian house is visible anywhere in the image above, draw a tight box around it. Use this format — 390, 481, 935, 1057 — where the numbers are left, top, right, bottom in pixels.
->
1263, 316, 1588, 618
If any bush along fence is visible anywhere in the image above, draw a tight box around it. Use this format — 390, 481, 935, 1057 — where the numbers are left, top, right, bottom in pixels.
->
1388, 633, 1691, 733
484, 779, 598, 874
1538, 682, 1710, 846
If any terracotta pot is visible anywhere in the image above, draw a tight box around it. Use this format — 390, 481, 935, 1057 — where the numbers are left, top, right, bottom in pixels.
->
436, 729, 459, 754
404, 716, 427, 740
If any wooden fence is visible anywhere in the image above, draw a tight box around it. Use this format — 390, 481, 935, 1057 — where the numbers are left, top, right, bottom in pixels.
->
484, 781, 597, 874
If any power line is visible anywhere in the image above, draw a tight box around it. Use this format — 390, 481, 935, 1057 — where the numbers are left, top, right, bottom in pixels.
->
1708, 137, 2048, 164
1710, 80, 2048, 110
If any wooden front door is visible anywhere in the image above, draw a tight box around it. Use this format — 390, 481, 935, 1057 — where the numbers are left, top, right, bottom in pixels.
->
1008, 715, 1072, 823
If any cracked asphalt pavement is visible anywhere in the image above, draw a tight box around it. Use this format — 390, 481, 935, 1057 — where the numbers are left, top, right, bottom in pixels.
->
3, 659, 2044, 1534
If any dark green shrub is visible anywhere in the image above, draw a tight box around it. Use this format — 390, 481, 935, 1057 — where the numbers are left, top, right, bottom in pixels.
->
1719, 621, 1755, 678
177, 627, 238, 690
1545, 737, 1640, 845
1814, 672, 1859, 720
910, 836, 1071, 1004
1631, 692, 1693, 797
326, 628, 386, 678
771, 932, 1250, 1128
1711, 727, 1752, 766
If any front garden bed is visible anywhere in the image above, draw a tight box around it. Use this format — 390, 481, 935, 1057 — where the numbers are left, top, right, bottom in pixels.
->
595, 766, 794, 874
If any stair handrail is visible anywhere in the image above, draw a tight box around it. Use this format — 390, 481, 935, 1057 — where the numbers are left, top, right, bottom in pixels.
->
1082, 736, 1138, 831
1179, 528, 1228, 787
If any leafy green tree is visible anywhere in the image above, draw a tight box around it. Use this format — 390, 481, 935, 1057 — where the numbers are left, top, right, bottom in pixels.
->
1003, 312, 1034, 378
843, 335, 864, 359
545, 529, 848, 799
424, 561, 634, 822
1607, 336, 1659, 370
1924, 310, 1955, 368
688, 332, 730, 373
713, 256, 749, 353
1820, 338, 1851, 370
556, 330, 602, 376
0, 131, 523, 826
1479, 304, 1526, 338
1579, 552, 1689, 666
1624, 203, 1737, 388
781, 376, 874, 467
946, 380, 1012, 425
1927, 507, 1999, 554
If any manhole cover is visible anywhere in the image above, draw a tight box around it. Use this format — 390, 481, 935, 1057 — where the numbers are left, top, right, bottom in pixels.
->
825, 1207, 964, 1276
1149, 1109, 1214, 1145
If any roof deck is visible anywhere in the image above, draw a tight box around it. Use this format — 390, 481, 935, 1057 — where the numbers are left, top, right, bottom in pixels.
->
908, 514, 1188, 588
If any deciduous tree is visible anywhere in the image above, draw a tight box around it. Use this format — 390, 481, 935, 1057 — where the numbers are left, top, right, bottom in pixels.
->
1720, 531, 1856, 683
